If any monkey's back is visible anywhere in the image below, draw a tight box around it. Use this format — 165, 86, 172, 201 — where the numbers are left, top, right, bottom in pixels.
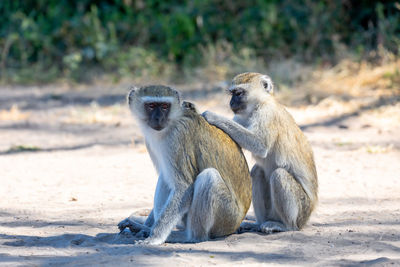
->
272, 103, 318, 206
174, 110, 252, 220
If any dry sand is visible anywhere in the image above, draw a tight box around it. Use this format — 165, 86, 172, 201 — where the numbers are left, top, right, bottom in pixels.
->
0, 85, 399, 266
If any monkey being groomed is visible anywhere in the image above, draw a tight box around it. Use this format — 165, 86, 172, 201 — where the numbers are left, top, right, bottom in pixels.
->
203, 72, 318, 234
118, 85, 252, 245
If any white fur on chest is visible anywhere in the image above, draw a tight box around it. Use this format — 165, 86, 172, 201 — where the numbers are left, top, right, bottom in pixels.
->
254, 153, 277, 177
143, 128, 176, 190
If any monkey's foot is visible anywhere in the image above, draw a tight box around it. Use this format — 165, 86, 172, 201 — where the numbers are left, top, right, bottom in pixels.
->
134, 237, 164, 246
135, 229, 150, 238
236, 221, 259, 233
118, 218, 144, 234
259, 221, 287, 234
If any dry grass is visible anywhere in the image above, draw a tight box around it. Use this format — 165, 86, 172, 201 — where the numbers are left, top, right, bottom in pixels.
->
61, 102, 127, 125
6, 145, 41, 153
0, 105, 30, 121
362, 144, 394, 154
277, 57, 400, 125
307, 58, 400, 98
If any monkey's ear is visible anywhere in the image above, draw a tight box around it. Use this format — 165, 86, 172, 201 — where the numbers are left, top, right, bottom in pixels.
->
182, 101, 197, 112
127, 86, 138, 105
260, 75, 273, 94
175, 90, 181, 103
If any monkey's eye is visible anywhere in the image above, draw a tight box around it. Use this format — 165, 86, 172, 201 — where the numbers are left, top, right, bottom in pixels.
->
146, 103, 156, 110
161, 103, 170, 110
235, 91, 243, 97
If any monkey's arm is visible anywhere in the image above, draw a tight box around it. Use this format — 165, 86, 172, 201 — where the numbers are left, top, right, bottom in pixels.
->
142, 183, 193, 245
134, 174, 169, 237
118, 174, 166, 236
203, 111, 268, 158
144, 210, 154, 227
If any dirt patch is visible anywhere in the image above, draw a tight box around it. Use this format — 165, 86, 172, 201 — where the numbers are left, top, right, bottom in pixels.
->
0, 83, 399, 266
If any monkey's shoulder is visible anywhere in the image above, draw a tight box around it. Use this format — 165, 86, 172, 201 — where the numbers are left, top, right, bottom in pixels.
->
181, 110, 239, 149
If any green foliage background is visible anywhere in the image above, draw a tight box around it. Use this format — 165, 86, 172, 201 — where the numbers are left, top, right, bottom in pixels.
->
1, 0, 399, 83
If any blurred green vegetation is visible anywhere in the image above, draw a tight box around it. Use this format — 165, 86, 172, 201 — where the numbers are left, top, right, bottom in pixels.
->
0, 0, 399, 83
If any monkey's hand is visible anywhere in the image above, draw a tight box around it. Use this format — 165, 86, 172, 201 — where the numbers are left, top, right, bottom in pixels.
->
202, 111, 268, 158
202, 111, 221, 127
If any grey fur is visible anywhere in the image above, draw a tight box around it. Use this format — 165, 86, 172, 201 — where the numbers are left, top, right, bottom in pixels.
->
202, 111, 267, 158
203, 72, 318, 233
119, 85, 252, 245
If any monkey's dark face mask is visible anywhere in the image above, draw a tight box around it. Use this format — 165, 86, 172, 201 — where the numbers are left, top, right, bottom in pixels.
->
230, 88, 247, 114
144, 102, 171, 131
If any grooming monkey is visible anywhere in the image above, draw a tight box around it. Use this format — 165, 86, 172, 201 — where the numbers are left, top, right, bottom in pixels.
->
119, 85, 251, 245
203, 72, 318, 233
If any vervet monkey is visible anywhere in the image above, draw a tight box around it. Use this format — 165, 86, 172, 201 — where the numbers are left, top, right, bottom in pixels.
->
203, 72, 318, 233
119, 85, 252, 245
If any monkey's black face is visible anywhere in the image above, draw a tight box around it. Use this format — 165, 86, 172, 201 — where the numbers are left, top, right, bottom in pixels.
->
230, 88, 247, 114
144, 102, 171, 131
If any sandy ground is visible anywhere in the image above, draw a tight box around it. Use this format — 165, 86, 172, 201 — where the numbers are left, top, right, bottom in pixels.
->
0, 84, 399, 266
